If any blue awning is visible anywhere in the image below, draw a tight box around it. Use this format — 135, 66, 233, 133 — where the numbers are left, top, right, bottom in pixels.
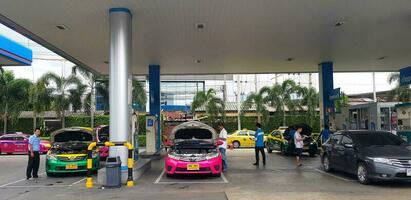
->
0, 35, 32, 66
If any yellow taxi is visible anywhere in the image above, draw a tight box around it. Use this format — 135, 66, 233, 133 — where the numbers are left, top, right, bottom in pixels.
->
227, 129, 267, 148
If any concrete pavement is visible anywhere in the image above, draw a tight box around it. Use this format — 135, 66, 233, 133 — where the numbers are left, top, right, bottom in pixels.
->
1, 149, 411, 200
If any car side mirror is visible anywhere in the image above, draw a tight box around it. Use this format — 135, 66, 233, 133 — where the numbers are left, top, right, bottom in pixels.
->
344, 143, 353, 148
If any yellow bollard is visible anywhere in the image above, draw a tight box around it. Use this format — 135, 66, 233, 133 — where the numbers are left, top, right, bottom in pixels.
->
86, 177, 93, 188
127, 180, 134, 187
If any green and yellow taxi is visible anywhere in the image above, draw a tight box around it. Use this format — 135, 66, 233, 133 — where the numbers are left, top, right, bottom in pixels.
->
227, 129, 267, 148
46, 127, 100, 176
265, 129, 318, 156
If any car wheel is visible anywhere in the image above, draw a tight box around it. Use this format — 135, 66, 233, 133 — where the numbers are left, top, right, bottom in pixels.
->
232, 141, 240, 148
322, 154, 332, 172
357, 162, 371, 185
267, 145, 273, 153
280, 145, 287, 156
309, 147, 317, 157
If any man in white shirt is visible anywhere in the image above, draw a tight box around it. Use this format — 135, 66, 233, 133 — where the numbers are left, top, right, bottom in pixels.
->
217, 122, 228, 172
294, 125, 306, 167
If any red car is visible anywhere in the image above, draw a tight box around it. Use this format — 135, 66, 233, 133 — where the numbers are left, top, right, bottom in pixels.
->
95, 125, 110, 160
0, 134, 50, 155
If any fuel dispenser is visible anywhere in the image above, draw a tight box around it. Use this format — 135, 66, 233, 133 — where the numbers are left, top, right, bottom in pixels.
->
145, 115, 159, 153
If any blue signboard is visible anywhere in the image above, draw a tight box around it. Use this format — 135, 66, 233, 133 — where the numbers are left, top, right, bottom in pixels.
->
147, 119, 154, 127
329, 88, 341, 100
400, 66, 411, 86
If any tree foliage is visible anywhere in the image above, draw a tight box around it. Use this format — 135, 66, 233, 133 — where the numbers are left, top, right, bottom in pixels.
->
0, 70, 32, 132
387, 72, 411, 102
132, 79, 147, 111
241, 88, 269, 124
39, 72, 82, 128
192, 88, 225, 124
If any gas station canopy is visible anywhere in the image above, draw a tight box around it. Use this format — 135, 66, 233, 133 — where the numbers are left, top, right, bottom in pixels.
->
0, 0, 410, 75
0, 35, 32, 66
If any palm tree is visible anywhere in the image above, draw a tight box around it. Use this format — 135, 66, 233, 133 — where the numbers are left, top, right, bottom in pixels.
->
334, 92, 349, 113
191, 88, 225, 124
132, 79, 147, 111
299, 86, 319, 128
29, 79, 52, 131
241, 88, 270, 124
40, 72, 82, 128
0, 70, 32, 133
95, 79, 109, 113
387, 73, 411, 102
72, 66, 100, 128
68, 83, 87, 113
132, 78, 147, 136
265, 80, 301, 126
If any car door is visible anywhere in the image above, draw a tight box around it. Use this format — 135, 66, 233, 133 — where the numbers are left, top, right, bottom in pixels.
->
269, 131, 283, 151
340, 135, 356, 173
237, 131, 250, 147
14, 136, 28, 152
326, 134, 343, 170
247, 131, 256, 147
333, 135, 346, 170
0, 136, 14, 153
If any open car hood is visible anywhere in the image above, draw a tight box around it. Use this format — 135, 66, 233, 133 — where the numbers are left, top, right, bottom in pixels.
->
50, 127, 95, 144
170, 121, 217, 142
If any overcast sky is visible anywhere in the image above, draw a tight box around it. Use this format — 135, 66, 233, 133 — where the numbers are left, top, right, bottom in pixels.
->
0, 23, 396, 95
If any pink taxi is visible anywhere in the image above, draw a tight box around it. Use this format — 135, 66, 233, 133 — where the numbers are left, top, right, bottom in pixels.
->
0, 134, 50, 154
165, 121, 222, 176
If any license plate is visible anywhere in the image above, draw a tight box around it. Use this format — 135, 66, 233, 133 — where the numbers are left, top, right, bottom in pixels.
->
65, 164, 78, 170
187, 163, 200, 171
407, 169, 411, 176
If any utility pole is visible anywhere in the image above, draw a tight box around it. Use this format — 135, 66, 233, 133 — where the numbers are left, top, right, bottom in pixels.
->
309, 73, 312, 88
372, 72, 377, 102
236, 75, 241, 130
254, 74, 258, 93
223, 74, 227, 103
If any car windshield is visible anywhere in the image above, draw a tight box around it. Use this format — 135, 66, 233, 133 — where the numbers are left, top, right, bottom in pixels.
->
352, 132, 406, 147
54, 131, 93, 142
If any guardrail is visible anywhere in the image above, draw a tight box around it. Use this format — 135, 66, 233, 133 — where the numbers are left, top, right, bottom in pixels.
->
86, 141, 134, 188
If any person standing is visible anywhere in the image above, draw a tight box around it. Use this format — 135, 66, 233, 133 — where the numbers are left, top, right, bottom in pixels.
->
294, 125, 306, 167
320, 125, 331, 144
26, 128, 41, 180
217, 122, 228, 172
253, 123, 266, 166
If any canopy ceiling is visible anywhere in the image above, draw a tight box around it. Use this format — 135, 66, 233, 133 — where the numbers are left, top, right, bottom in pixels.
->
0, 0, 410, 75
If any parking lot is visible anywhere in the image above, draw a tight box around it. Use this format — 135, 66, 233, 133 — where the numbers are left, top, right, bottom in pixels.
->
1, 149, 411, 200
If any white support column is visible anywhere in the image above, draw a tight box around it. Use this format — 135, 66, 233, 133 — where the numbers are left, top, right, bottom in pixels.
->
109, 8, 132, 170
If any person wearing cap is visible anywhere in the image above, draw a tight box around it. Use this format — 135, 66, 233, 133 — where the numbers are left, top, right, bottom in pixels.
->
253, 123, 266, 166
294, 125, 306, 167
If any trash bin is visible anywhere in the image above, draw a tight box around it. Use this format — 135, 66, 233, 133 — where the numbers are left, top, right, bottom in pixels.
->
105, 156, 122, 188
